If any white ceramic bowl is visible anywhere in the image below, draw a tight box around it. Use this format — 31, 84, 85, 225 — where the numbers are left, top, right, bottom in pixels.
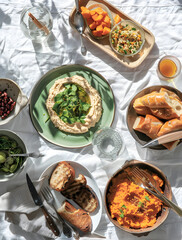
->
0, 129, 27, 182
0, 78, 28, 125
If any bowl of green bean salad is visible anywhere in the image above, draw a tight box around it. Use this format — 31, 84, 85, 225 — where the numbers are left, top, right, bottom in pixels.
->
0, 130, 27, 181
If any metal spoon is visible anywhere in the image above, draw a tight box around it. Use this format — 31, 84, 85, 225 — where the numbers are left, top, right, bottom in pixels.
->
74, 0, 87, 56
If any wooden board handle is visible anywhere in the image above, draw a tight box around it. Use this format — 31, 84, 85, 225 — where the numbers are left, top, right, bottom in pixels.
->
158, 131, 182, 144
41, 206, 60, 236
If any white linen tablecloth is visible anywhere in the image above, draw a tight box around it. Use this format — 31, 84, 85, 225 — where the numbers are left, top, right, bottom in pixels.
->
0, 0, 182, 239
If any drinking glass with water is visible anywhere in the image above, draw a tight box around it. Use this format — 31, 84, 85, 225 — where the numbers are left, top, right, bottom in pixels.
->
92, 127, 124, 161
20, 3, 53, 42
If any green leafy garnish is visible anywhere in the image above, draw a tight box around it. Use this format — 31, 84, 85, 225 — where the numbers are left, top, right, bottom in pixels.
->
138, 201, 144, 208
52, 83, 91, 124
119, 205, 127, 218
145, 196, 150, 201
45, 116, 50, 123
124, 50, 127, 54
120, 213, 125, 218
132, 27, 136, 30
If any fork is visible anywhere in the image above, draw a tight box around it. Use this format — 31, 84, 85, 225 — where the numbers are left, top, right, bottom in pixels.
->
131, 167, 182, 216
41, 186, 79, 239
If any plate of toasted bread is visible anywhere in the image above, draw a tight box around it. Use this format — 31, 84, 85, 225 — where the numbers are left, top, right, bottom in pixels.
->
39, 161, 102, 233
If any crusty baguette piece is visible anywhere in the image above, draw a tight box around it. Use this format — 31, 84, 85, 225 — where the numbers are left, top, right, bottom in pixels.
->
133, 114, 179, 150
158, 118, 182, 136
150, 107, 179, 120
133, 114, 163, 139
140, 92, 172, 108
133, 98, 151, 115
49, 161, 75, 192
61, 174, 87, 198
160, 88, 181, 101
134, 91, 182, 119
57, 201, 92, 232
133, 116, 145, 131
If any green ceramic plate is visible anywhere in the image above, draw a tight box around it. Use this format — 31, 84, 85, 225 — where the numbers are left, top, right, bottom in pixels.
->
29, 64, 115, 148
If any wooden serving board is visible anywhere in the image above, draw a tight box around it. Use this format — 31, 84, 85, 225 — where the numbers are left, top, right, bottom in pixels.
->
69, 0, 155, 69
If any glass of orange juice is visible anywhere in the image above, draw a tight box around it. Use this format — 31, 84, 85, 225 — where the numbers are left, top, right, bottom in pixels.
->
157, 55, 181, 81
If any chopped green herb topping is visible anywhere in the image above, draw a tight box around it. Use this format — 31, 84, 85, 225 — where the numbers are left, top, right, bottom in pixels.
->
145, 196, 150, 201
52, 83, 91, 124
120, 213, 125, 218
119, 205, 127, 218
138, 201, 144, 208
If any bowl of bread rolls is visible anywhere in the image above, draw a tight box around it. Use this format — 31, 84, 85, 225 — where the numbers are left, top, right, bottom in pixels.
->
127, 85, 182, 150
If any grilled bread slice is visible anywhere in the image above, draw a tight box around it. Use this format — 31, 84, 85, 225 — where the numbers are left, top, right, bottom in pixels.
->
57, 201, 92, 232
49, 161, 75, 191
61, 174, 98, 213
61, 174, 87, 198
71, 185, 98, 213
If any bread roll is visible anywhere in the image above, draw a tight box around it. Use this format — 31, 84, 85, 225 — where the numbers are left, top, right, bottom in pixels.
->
57, 201, 92, 232
150, 107, 179, 120
133, 114, 163, 139
49, 161, 75, 192
133, 114, 178, 150
134, 91, 182, 119
133, 98, 151, 115
160, 88, 181, 101
140, 92, 172, 108
158, 118, 182, 136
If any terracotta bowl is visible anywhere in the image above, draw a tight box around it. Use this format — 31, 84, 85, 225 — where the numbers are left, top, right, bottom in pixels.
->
104, 159, 172, 236
0, 78, 28, 125
126, 85, 182, 150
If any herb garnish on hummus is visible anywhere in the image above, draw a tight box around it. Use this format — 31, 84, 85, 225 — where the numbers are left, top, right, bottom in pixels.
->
46, 75, 102, 134
53, 84, 91, 124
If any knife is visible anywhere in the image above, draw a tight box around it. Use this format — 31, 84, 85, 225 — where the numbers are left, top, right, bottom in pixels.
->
142, 131, 182, 148
26, 173, 60, 237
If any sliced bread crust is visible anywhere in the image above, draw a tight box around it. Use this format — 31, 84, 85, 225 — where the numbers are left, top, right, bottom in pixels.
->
49, 161, 75, 192
57, 201, 92, 232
